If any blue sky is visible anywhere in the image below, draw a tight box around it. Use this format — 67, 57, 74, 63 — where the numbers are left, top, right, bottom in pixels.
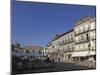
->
12, 1, 96, 47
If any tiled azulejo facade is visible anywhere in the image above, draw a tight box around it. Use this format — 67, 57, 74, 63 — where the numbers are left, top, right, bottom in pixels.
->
46, 16, 96, 62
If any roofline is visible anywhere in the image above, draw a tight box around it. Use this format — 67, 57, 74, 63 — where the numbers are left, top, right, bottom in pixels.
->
75, 16, 95, 26
52, 29, 74, 41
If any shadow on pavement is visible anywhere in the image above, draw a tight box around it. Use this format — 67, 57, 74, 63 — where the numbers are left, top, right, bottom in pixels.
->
12, 62, 96, 75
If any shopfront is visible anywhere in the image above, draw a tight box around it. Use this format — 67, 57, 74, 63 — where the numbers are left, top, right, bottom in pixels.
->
71, 51, 96, 62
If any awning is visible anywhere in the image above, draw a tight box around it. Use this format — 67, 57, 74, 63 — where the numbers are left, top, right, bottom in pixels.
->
71, 51, 89, 57
71, 51, 96, 57
88, 51, 96, 56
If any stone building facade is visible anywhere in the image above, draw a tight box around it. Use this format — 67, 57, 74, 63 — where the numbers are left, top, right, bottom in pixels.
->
46, 29, 74, 62
46, 16, 96, 62
72, 16, 96, 62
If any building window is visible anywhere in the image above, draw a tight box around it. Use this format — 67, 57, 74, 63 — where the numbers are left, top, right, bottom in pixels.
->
70, 43, 74, 50
84, 24, 89, 31
64, 45, 66, 50
65, 36, 68, 43
84, 43, 89, 50
71, 34, 73, 41
52, 45, 54, 48
93, 40, 96, 50
65, 45, 68, 51
79, 35, 82, 42
83, 34, 87, 41
90, 31, 96, 40
60, 46, 63, 51
72, 43, 74, 50
80, 25, 84, 33
90, 40, 95, 51
80, 44, 84, 50
90, 22, 95, 30
64, 38, 66, 44
80, 35, 84, 42
75, 36, 79, 43
93, 31, 96, 39
69, 35, 71, 41
75, 45, 79, 50
75, 27, 79, 35
87, 33, 89, 41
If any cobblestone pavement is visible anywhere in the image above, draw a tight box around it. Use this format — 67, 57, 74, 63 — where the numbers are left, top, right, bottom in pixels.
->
74, 61, 96, 68
14, 62, 95, 75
